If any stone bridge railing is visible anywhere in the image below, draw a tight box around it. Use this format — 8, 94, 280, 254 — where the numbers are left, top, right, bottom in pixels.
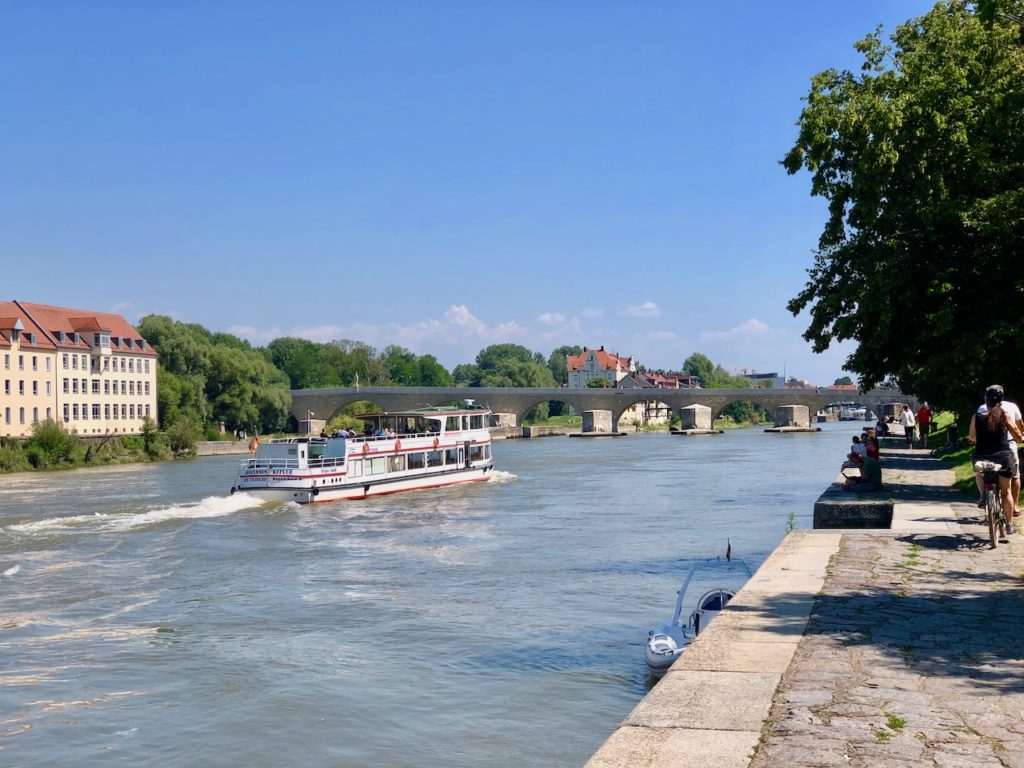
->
290, 387, 913, 430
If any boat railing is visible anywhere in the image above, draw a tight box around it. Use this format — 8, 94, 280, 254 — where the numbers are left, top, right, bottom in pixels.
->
349, 431, 444, 443
242, 456, 346, 471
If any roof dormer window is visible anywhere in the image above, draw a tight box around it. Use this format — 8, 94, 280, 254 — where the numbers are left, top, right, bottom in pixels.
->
56, 330, 65, 343
71, 332, 79, 344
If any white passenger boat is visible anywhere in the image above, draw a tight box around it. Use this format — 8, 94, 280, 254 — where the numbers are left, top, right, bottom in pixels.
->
645, 556, 752, 674
231, 401, 495, 503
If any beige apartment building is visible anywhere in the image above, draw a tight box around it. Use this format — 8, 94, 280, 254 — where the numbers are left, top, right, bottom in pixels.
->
0, 301, 157, 438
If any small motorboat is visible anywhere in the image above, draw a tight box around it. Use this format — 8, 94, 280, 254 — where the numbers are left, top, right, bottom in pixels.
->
645, 554, 752, 674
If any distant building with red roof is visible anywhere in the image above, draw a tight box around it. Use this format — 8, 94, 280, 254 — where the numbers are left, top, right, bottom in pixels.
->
566, 346, 635, 388
1, 300, 157, 438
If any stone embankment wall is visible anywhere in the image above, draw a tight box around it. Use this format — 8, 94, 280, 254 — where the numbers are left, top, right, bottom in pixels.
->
196, 441, 249, 456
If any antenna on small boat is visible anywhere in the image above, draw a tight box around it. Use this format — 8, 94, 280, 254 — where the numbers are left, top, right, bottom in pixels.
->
726, 539, 732, 561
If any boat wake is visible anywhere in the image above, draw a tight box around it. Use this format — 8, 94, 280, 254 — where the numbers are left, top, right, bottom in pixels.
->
6, 493, 265, 535
487, 470, 518, 484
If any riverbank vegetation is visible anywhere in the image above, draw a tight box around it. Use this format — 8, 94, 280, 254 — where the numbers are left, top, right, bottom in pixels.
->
0, 417, 175, 473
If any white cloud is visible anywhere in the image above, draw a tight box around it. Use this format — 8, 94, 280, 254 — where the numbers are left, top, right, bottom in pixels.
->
700, 318, 773, 343
581, 307, 604, 319
648, 330, 677, 340
537, 312, 566, 326
623, 301, 660, 318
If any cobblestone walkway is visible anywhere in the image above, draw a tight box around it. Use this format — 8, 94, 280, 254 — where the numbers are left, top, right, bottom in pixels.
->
750, 505, 1024, 767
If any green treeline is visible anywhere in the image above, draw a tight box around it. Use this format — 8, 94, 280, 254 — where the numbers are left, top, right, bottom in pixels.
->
131, 317, 764, 434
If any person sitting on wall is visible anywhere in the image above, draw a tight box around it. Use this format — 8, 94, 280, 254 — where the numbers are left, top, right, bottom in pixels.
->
842, 435, 867, 468
843, 452, 883, 492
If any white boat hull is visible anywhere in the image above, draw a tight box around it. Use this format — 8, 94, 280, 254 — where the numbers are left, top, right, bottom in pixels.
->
235, 465, 493, 504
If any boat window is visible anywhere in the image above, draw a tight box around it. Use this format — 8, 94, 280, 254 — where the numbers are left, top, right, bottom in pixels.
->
483, 445, 490, 459
469, 415, 483, 429
462, 416, 470, 430
469, 445, 483, 461
426, 450, 443, 467
350, 461, 362, 478
309, 443, 325, 459
446, 416, 459, 431
445, 447, 459, 465
408, 452, 425, 470
388, 455, 405, 473
369, 457, 388, 475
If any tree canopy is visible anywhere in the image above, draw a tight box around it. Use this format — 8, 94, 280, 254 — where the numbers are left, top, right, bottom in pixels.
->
784, 0, 1024, 416
138, 315, 292, 434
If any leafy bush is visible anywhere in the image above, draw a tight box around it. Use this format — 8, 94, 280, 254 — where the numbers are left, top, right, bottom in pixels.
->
22, 420, 84, 469
0, 441, 30, 472
166, 418, 201, 456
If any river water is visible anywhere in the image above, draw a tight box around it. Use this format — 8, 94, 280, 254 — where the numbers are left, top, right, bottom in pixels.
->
0, 423, 855, 767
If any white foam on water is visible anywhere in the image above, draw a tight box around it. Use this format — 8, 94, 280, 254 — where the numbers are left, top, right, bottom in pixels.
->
2, 564, 21, 577
487, 470, 518, 484
7, 493, 264, 535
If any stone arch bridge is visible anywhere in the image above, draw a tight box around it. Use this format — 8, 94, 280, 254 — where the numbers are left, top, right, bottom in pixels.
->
291, 387, 914, 430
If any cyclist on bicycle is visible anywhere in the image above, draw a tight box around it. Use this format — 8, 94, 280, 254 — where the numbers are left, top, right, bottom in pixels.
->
969, 386, 1024, 534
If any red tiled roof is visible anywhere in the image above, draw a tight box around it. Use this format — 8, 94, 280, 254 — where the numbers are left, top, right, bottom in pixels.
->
567, 347, 633, 373
0, 301, 56, 350
16, 301, 155, 355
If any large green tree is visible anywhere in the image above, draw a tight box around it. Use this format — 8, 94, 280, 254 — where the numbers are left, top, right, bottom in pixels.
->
784, 0, 1024, 416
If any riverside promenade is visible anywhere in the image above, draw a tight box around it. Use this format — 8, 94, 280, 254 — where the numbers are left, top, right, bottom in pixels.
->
587, 442, 1024, 767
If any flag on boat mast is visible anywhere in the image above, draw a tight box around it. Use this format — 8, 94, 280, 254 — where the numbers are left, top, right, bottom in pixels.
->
248, 432, 260, 454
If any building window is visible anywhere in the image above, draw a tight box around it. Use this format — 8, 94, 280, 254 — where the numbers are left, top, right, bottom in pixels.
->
72, 404, 79, 420
31, 356, 37, 371
72, 380, 78, 394
144, 360, 150, 374
62, 404, 69, 422
32, 381, 38, 395
18, 380, 24, 395
18, 355, 24, 370
82, 404, 88, 420
104, 404, 110, 419
104, 380, 110, 395
46, 357, 51, 372
129, 405, 136, 419
128, 359, 134, 373
129, 381, 135, 396
81, 379, 86, 392
121, 404, 126, 419
144, 382, 150, 395
3, 353, 8, 369
19, 407, 25, 424
121, 358, 126, 372
46, 381, 51, 396
72, 355, 78, 370
32, 407, 38, 424
92, 404, 100, 420
81, 355, 87, 369
3, 380, 8, 395
4, 407, 9, 425
62, 354, 68, 369
145, 405, 151, 417
46, 407, 51, 420
92, 380, 99, 395
103, 357, 109, 371
63, 378, 69, 394
112, 405, 119, 420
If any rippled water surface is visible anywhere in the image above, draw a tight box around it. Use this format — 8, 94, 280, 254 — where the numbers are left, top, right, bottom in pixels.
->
0, 424, 855, 767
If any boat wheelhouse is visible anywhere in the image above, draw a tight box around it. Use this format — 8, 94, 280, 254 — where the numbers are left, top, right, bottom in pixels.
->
231, 401, 494, 503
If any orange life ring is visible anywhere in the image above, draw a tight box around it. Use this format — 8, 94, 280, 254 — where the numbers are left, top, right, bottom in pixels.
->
433, 437, 440, 449
362, 442, 370, 455
394, 439, 401, 451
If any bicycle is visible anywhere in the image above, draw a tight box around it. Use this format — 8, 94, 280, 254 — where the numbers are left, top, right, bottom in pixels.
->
973, 459, 1010, 548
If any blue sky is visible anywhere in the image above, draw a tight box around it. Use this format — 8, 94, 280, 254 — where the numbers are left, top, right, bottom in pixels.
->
2, 1, 936, 385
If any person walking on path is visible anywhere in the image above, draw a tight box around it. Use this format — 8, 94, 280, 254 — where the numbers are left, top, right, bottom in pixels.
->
976, 384, 1024, 519
916, 402, 932, 448
970, 385, 1024, 534
899, 404, 916, 448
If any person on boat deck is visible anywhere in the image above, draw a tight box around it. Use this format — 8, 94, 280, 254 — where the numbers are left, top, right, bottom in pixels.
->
843, 452, 882, 493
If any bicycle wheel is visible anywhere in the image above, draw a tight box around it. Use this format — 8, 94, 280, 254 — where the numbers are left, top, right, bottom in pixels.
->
987, 488, 999, 548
